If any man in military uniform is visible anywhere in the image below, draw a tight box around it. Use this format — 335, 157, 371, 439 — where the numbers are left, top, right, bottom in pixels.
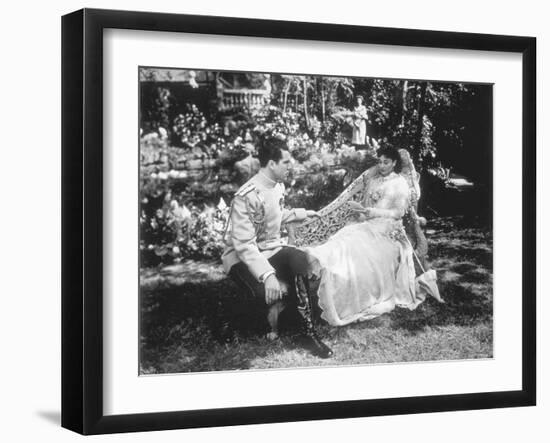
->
222, 136, 333, 358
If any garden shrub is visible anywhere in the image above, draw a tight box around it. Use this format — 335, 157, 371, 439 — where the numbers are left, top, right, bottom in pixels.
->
140, 197, 230, 267
139, 103, 380, 267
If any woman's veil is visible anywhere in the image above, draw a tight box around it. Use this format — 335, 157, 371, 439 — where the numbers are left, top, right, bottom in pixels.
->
398, 149, 421, 208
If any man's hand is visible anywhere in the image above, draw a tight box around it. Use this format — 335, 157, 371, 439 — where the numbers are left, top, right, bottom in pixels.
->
305, 210, 320, 218
348, 201, 366, 213
264, 274, 282, 305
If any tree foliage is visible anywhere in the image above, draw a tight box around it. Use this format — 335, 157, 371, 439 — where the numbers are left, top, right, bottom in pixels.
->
138, 70, 492, 265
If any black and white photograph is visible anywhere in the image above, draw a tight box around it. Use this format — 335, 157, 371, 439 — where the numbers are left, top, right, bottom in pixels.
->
138, 67, 493, 374
3, 0, 545, 440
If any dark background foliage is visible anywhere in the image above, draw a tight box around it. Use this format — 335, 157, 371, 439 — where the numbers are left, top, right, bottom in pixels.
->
138, 69, 492, 267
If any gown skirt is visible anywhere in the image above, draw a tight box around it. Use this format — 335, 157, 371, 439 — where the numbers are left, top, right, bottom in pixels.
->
303, 217, 419, 326
351, 119, 366, 145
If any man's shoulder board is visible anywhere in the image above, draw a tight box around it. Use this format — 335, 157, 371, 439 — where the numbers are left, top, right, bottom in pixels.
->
236, 183, 256, 197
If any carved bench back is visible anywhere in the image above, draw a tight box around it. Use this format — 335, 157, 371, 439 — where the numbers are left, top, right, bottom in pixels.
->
287, 149, 428, 267
288, 169, 372, 247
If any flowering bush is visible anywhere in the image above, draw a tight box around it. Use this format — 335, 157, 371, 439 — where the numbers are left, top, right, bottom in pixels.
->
139, 103, 381, 267
250, 106, 302, 140
140, 197, 230, 267
171, 104, 227, 159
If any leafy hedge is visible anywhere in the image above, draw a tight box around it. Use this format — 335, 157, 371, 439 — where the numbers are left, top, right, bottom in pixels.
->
140, 198, 230, 267
139, 102, 469, 268
139, 104, 380, 267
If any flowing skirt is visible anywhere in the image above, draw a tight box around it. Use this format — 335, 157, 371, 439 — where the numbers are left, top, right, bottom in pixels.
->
351, 119, 366, 145
303, 218, 420, 326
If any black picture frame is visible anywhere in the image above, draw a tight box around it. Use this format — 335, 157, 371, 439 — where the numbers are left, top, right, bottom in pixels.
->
61, 8, 536, 435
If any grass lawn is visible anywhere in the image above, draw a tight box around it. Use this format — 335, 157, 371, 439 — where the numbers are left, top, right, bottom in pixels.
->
139, 216, 492, 374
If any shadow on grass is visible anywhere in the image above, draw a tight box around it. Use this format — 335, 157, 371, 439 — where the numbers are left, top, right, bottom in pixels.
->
387, 283, 492, 334
140, 276, 311, 373
386, 217, 493, 334
140, 216, 493, 372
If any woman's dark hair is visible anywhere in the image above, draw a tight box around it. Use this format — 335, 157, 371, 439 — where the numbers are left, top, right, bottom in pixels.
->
377, 146, 402, 173
258, 136, 287, 167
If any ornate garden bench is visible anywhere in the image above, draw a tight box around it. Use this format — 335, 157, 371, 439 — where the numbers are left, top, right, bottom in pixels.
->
266, 149, 431, 336
287, 149, 428, 269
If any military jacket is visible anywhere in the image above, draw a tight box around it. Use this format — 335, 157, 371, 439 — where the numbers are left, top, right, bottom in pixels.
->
222, 172, 307, 281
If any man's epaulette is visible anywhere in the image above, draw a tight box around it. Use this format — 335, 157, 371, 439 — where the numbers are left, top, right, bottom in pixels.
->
236, 183, 256, 197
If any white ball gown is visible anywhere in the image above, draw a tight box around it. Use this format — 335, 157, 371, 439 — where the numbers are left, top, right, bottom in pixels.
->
303, 171, 427, 326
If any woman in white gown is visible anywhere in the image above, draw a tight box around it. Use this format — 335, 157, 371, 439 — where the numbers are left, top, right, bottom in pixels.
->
351, 95, 368, 146
303, 147, 424, 326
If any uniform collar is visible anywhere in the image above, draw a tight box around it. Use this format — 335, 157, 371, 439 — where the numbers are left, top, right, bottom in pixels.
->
257, 171, 278, 188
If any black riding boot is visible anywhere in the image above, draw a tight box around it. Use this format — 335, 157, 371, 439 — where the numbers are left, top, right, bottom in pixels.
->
295, 275, 333, 359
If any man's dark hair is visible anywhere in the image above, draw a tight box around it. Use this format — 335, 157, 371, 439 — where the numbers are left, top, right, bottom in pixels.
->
258, 136, 287, 167
377, 145, 402, 173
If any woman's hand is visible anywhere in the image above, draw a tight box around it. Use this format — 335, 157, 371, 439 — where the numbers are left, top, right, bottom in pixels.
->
347, 201, 365, 212
348, 202, 374, 218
